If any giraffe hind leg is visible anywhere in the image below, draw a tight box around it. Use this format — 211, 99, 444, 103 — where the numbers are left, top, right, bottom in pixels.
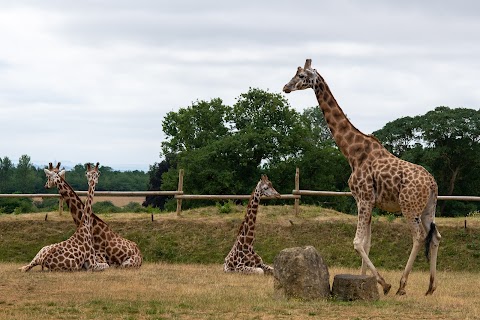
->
19, 244, 55, 272
120, 255, 142, 268
425, 222, 441, 295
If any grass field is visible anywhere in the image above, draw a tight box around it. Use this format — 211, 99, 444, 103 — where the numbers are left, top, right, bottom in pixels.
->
0, 263, 478, 319
1, 204, 479, 319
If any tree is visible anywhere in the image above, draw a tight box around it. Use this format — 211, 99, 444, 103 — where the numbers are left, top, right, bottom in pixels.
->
15, 155, 38, 193
143, 159, 171, 209
159, 88, 309, 209
0, 157, 14, 193
155, 88, 354, 212
161, 98, 231, 156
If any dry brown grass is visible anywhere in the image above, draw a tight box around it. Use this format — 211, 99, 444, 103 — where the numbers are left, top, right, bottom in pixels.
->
0, 262, 478, 320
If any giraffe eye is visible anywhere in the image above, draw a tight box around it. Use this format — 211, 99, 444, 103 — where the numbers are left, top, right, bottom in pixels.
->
299, 74, 305, 79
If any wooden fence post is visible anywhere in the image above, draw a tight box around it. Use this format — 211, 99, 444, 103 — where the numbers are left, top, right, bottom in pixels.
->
176, 169, 184, 216
294, 167, 300, 215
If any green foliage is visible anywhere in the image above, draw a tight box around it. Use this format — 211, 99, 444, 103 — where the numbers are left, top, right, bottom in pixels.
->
92, 201, 122, 213
156, 88, 351, 213
216, 200, 235, 214
0, 158, 149, 197
0, 198, 36, 214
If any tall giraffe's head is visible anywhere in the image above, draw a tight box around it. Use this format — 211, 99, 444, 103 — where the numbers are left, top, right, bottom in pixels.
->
257, 175, 280, 198
44, 162, 66, 189
283, 59, 321, 94
86, 162, 100, 186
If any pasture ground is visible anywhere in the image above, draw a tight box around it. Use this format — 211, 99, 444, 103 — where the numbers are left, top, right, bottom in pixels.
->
0, 263, 478, 320
1, 203, 479, 319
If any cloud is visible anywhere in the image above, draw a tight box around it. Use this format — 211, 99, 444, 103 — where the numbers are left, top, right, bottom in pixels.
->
0, 1, 479, 171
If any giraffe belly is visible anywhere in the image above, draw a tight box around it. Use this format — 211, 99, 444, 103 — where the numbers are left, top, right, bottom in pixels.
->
375, 200, 401, 213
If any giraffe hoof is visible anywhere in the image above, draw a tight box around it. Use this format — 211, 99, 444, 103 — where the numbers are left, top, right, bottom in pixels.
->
396, 288, 406, 296
383, 283, 392, 295
425, 287, 436, 296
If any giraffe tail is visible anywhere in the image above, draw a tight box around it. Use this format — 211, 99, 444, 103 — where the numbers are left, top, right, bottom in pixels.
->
425, 222, 437, 262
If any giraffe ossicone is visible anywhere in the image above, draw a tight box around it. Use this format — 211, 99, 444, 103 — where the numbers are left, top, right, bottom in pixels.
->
224, 175, 280, 275
283, 59, 441, 296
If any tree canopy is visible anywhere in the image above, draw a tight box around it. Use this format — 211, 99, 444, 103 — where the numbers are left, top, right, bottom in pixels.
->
152, 88, 351, 211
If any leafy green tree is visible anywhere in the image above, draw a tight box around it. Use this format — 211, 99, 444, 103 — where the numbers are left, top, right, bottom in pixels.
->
0, 157, 14, 193
161, 98, 231, 155
15, 155, 38, 193
157, 90, 354, 212
144, 159, 171, 209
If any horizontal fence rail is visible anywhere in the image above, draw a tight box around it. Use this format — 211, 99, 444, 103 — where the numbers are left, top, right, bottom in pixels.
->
292, 190, 480, 202
0, 191, 183, 198
1, 191, 479, 202
175, 194, 300, 200
1, 168, 480, 217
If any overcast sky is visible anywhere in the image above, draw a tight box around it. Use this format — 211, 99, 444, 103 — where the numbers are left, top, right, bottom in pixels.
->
1, 1, 479, 171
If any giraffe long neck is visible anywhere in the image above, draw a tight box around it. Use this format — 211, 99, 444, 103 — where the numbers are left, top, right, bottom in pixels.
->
56, 178, 84, 226
237, 186, 261, 246
83, 180, 96, 229
313, 72, 383, 169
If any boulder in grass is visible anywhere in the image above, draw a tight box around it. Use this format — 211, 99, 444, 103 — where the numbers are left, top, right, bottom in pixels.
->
273, 246, 330, 300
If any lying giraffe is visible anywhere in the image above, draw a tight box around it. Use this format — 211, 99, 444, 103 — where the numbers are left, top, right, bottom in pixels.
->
47, 162, 142, 268
20, 163, 108, 271
283, 59, 441, 295
224, 175, 280, 275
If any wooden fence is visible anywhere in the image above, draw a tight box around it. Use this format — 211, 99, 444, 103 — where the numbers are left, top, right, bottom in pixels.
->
1, 168, 480, 216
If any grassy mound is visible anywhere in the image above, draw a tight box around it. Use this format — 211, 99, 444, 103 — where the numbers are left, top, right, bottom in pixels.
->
1, 205, 479, 272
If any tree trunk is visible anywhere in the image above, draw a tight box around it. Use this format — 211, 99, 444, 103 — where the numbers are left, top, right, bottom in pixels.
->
440, 166, 460, 215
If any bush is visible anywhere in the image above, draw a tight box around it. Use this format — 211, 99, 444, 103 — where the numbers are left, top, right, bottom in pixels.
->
0, 198, 36, 214
123, 202, 149, 213
92, 201, 122, 213
34, 198, 60, 212
216, 200, 235, 214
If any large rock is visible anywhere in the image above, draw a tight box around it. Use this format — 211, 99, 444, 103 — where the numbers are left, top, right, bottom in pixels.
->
331, 274, 379, 301
273, 246, 330, 300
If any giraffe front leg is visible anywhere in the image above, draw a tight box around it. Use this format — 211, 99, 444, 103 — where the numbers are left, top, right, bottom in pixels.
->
361, 222, 372, 275
235, 263, 264, 275
353, 203, 391, 295
260, 263, 273, 275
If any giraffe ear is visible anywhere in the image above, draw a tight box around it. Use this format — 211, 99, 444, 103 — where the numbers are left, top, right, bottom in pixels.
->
304, 59, 312, 69
59, 170, 66, 178
44, 168, 53, 176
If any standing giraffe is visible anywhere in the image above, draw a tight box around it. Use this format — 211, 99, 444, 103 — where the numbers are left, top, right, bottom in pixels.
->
47, 162, 142, 268
20, 163, 108, 271
283, 59, 441, 295
224, 175, 280, 275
